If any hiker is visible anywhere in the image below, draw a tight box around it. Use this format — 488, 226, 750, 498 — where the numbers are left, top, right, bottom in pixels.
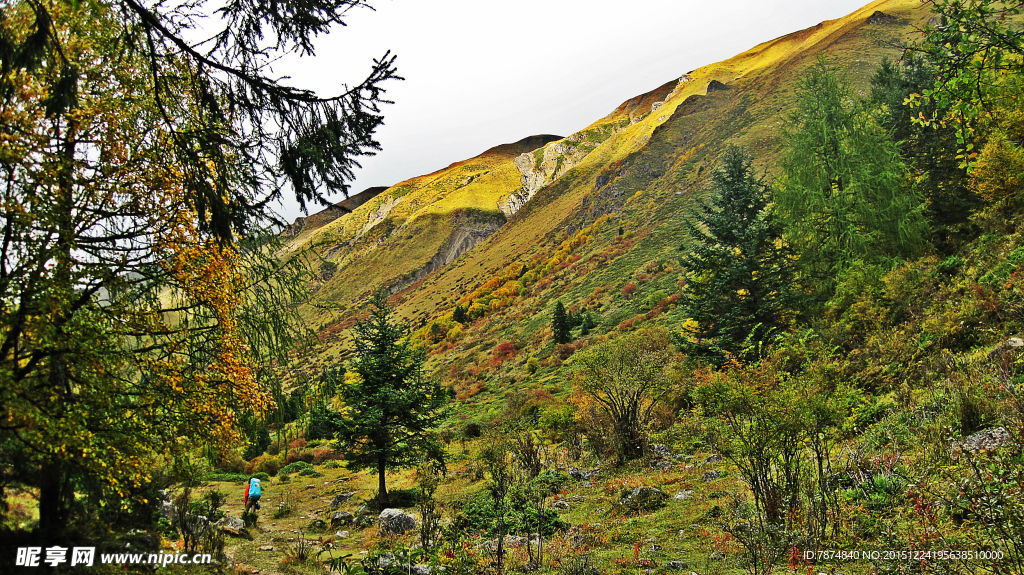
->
244, 476, 262, 513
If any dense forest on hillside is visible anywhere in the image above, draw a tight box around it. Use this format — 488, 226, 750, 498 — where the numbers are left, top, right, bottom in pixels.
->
5, 0, 1024, 574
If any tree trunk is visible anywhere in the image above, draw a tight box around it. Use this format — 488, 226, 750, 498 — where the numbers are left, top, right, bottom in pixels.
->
38, 464, 68, 535
38, 112, 77, 537
377, 458, 388, 507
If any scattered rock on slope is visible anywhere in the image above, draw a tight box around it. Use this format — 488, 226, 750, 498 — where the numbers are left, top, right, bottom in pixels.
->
379, 508, 416, 534
216, 514, 245, 537
619, 486, 668, 512
865, 10, 898, 25
330, 491, 356, 509
331, 511, 353, 528
953, 427, 1012, 458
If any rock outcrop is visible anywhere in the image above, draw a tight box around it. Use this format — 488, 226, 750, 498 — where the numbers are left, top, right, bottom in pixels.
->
502, 122, 632, 217
619, 486, 668, 512
330, 491, 356, 509
378, 508, 416, 535
865, 10, 899, 25
952, 427, 1013, 458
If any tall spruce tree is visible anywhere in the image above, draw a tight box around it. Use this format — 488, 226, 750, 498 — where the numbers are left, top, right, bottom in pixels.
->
337, 292, 448, 506
552, 301, 571, 344
680, 146, 792, 365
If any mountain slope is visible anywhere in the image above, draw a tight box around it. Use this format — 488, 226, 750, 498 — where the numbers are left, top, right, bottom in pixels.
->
285, 0, 931, 381
391, 0, 927, 319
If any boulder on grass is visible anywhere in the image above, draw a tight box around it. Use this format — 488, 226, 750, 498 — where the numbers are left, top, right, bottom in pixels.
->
331, 511, 354, 528
953, 427, 1012, 458
378, 508, 416, 535
330, 491, 356, 509
215, 515, 247, 537
619, 486, 668, 512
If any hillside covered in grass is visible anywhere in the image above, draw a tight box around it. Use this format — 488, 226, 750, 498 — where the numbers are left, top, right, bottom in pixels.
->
226, 0, 1024, 573
8, 0, 1024, 574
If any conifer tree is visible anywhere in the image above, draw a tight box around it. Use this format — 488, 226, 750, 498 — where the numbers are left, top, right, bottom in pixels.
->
453, 304, 469, 324
777, 60, 927, 301
337, 292, 448, 506
870, 55, 976, 252
680, 146, 792, 365
552, 301, 571, 345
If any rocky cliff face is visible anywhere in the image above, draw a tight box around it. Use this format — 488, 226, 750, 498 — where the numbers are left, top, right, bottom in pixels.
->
390, 211, 507, 293
501, 124, 627, 216
499, 75, 701, 218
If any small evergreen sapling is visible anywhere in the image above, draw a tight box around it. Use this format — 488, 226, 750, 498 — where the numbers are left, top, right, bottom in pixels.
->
453, 304, 469, 324
552, 301, 572, 344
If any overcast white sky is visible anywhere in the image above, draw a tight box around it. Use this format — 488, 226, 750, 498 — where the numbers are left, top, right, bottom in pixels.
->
276, 0, 872, 221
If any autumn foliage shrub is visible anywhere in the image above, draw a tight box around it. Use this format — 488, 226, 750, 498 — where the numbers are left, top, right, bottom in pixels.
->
247, 454, 282, 476
494, 341, 518, 358
217, 451, 247, 474
283, 448, 315, 466
311, 447, 342, 464
489, 341, 519, 367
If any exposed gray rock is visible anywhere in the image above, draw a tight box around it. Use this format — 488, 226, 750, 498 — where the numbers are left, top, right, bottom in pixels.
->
954, 427, 1013, 457
674, 490, 694, 501
378, 508, 416, 535
412, 565, 433, 575
649, 459, 673, 471
865, 10, 899, 24
392, 211, 507, 294
331, 511, 353, 528
376, 552, 396, 570
308, 519, 327, 531
330, 491, 356, 509
215, 514, 245, 536
503, 129, 626, 217
158, 490, 173, 521
702, 470, 724, 482
619, 486, 668, 512
650, 444, 673, 459
705, 454, 723, 464
666, 560, 689, 570
552, 500, 570, 510
569, 467, 599, 481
